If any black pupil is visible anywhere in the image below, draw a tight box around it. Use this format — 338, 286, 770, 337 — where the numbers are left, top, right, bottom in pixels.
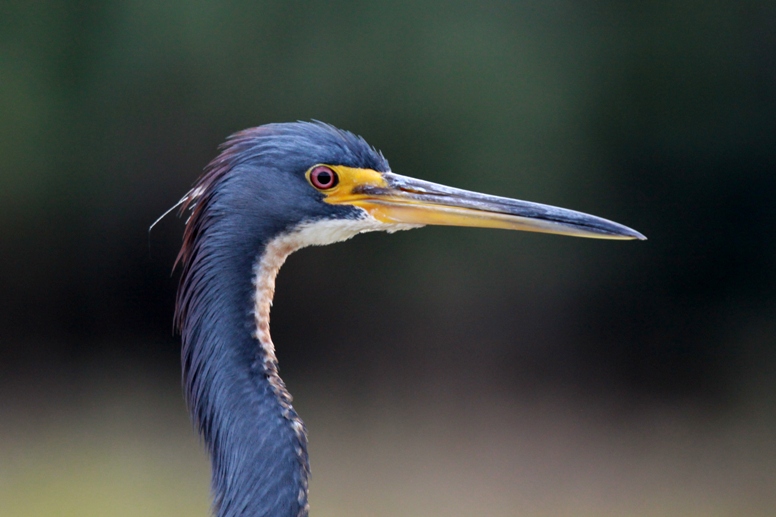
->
316, 170, 332, 187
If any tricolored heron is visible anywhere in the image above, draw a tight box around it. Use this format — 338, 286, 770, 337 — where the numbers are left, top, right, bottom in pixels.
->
173, 121, 644, 517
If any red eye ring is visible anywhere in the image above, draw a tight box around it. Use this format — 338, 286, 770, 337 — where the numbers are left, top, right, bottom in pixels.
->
309, 166, 339, 190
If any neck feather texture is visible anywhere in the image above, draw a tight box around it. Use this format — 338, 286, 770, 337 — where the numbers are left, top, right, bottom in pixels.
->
251, 234, 310, 505
178, 228, 310, 517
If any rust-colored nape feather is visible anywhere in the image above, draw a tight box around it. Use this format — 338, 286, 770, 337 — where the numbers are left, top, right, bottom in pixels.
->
173, 168, 223, 331
173, 127, 269, 331
175, 129, 261, 270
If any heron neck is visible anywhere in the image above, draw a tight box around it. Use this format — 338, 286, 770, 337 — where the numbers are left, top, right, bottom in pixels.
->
181, 234, 309, 517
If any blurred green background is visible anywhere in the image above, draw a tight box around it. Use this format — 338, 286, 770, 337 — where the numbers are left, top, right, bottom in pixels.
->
2, 1, 775, 515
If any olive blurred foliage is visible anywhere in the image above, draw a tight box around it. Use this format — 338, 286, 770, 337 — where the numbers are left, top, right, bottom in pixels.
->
1, 0, 775, 406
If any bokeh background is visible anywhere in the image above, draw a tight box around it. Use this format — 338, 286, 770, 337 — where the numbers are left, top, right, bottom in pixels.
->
2, 1, 775, 516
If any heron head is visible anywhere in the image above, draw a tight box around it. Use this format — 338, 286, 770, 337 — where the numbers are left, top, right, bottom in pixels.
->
177, 121, 643, 271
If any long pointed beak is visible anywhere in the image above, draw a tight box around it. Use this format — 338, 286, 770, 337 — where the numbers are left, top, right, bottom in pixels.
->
338, 171, 645, 240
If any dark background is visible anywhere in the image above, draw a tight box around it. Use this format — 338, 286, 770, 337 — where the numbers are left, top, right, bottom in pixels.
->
2, 1, 775, 515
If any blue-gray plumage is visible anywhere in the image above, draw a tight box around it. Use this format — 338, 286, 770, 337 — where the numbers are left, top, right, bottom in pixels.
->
173, 121, 644, 517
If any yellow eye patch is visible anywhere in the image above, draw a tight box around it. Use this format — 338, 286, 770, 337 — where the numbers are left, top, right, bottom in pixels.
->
305, 165, 388, 202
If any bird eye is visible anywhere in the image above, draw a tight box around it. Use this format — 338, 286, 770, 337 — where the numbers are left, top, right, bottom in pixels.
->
309, 166, 339, 190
